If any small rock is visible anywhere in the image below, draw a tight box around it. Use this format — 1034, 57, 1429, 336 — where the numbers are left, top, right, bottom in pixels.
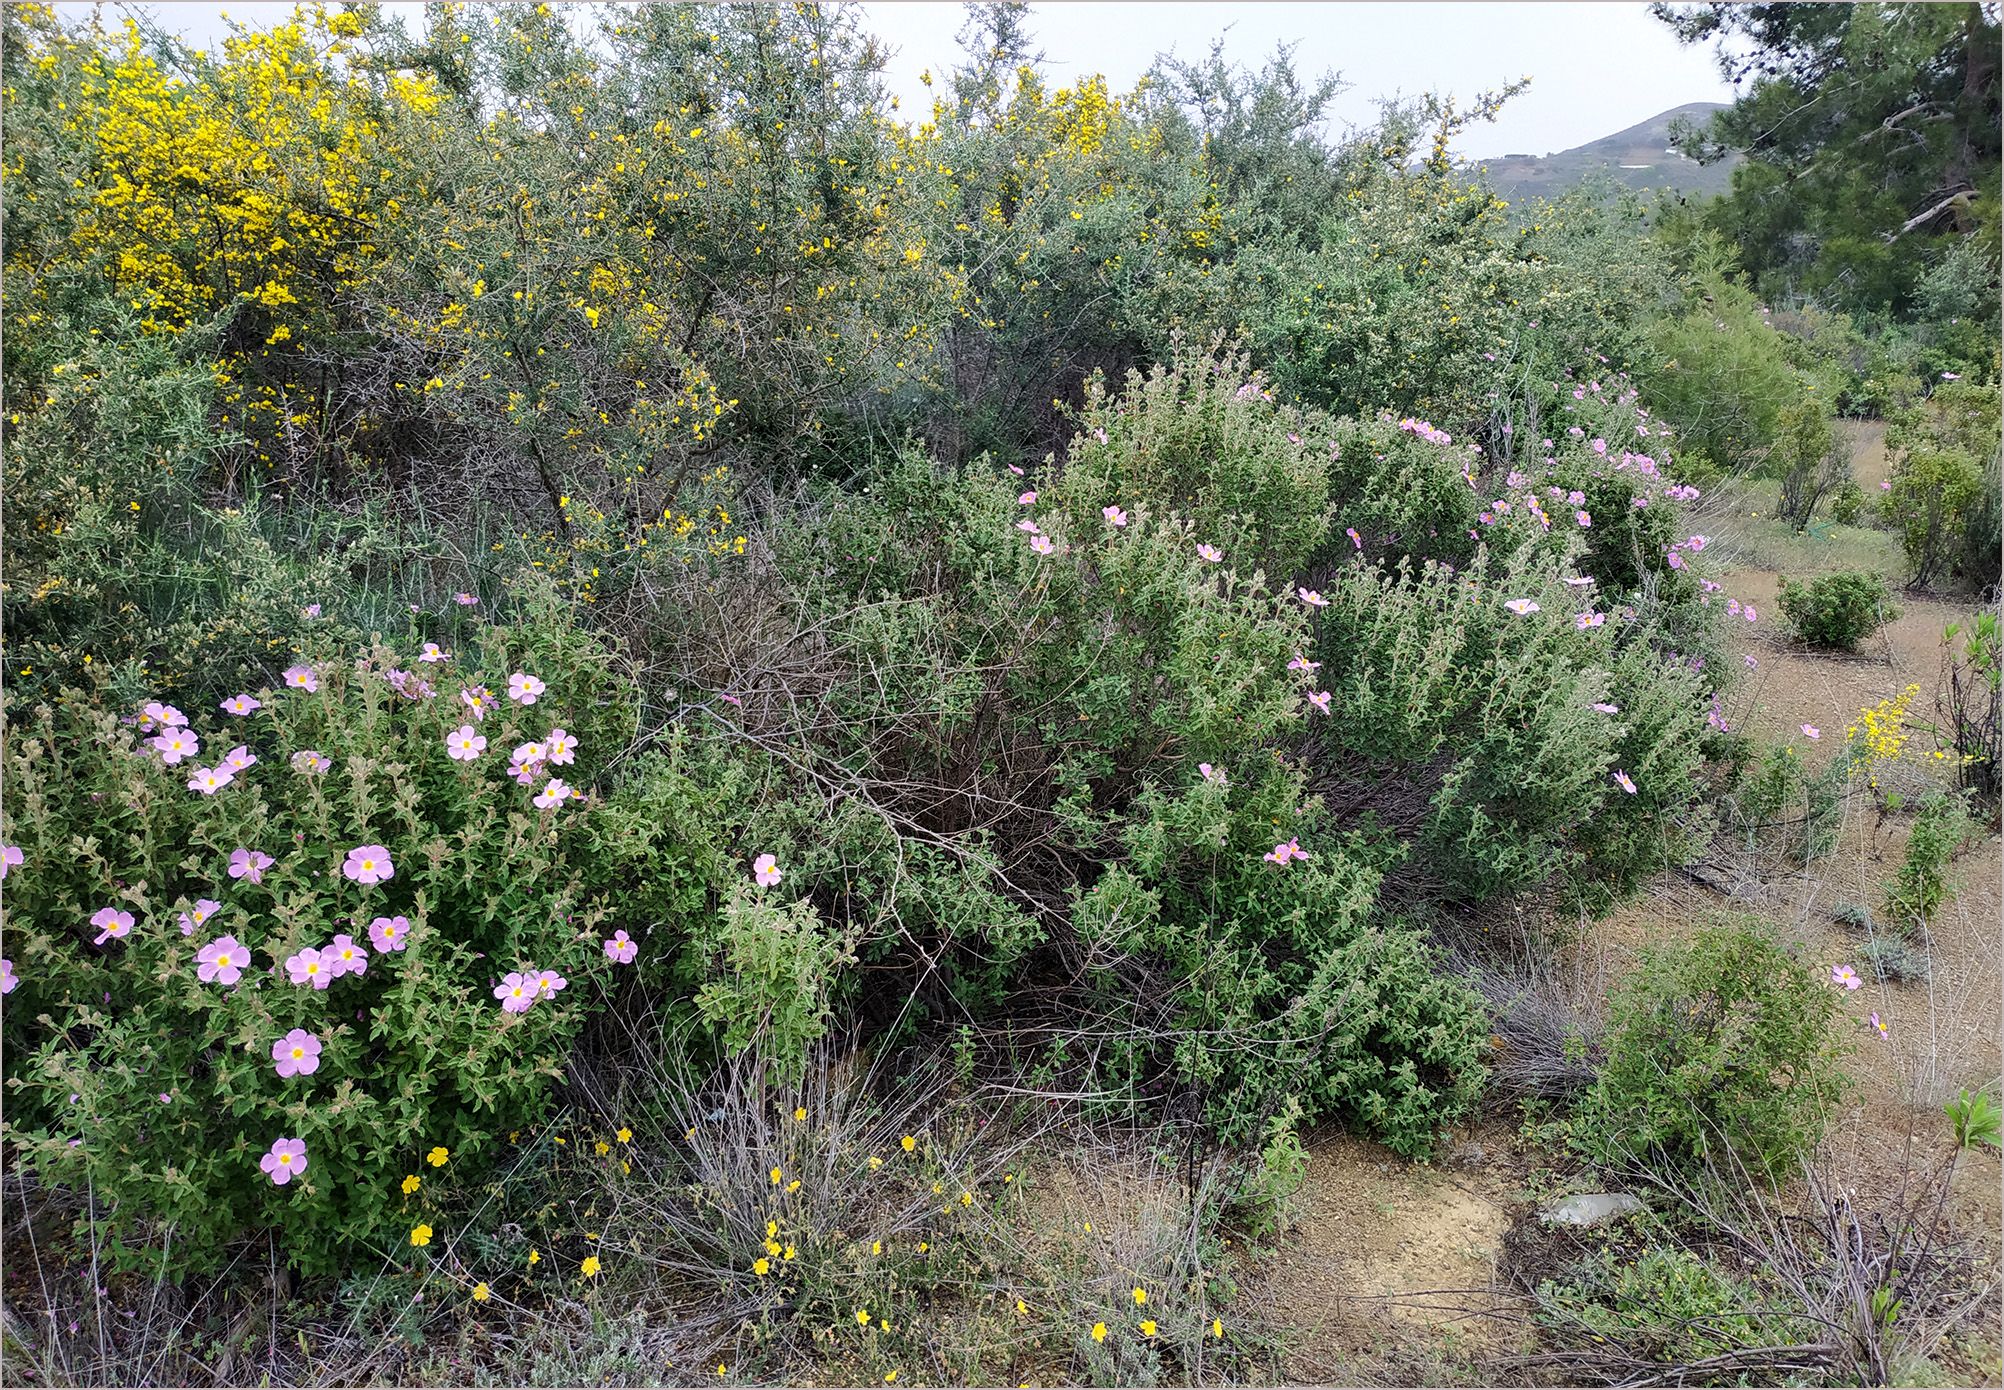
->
1540, 1192, 1645, 1228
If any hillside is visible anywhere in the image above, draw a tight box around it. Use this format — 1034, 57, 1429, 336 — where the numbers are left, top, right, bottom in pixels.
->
1478, 100, 1739, 201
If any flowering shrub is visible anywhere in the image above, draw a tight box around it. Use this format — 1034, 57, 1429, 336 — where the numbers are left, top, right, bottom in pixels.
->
0, 605, 659, 1274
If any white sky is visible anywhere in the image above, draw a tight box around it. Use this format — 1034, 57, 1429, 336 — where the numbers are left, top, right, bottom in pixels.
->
68, 2, 1736, 161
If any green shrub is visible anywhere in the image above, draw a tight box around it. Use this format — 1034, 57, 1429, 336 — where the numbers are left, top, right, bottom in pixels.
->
1945, 1087, 2002, 1150
1535, 1242, 1813, 1365
1777, 570, 1899, 650
1580, 917, 1847, 1180
695, 888, 858, 1084
1882, 789, 1974, 934
1827, 478, 1866, 525
0, 607, 685, 1275
1858, 934, 1929, 984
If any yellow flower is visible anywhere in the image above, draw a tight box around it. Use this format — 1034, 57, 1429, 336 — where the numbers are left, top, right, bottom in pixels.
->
884, 1374, 898, 1384
783, 1245, 796, 1261
918, 1241, 928, 1253
872, 1241, 882, 1255
795, 1107, 807, 1122
771, 1167, 783, 1185
472, 1282, 490, 1301
717, 1366, 726, 1377
1213, 1318, 1223, 1338
767, 1220, 779, 1238
1017, 1299, 1028, 1314
527, 1249, 541, 1266
1092, 1322, 1108, 1342
868, 1155, 884, 1170
1141, 1319, 1157, 1337
596, 1141, 611, 1156
582, 1255, 602, 1277
901, 1135, 917, 1152
753, 1258, 770, 1275
617, 1127, 632, 1143
787, 1180, 802, 1193
960, 1191, 973, 1207
410, 1224, 433, 1247
856, 1308, 871, 1325
1133, 1287, 1147, 1306
428, 1146, 449, 1167
401, 1174, 420, 1195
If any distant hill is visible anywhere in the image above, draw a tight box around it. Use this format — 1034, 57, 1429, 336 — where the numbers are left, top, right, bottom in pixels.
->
1477, 102, 1739, 203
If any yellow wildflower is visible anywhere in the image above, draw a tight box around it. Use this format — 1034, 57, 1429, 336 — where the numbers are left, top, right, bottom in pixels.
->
901, 1135, 917, 1152
401, 1174, 420, 1195
1092, 1322, 1108, 1342
582, 1255, 602, 1277
410, 1224, 433, 1247
428, 1146, 449, 1167
472, 1282, 489, 1301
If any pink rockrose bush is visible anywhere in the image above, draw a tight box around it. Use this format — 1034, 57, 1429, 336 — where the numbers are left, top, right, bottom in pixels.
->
0, 608, 646, 1274
603, 930, 638, 964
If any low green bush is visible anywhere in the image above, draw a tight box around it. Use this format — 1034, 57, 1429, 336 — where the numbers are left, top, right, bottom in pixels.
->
1776, 570, 1899, 650
1535, 1242, 1813, 1366
0, 602, 706, 1275
1579, 917, 1847, 1180
1882, 789, 1974, 934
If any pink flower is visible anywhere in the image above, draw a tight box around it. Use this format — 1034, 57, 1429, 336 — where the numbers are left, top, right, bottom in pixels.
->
1943, 372, 1961, 381
544, 729, 576, 765
604, 930, 638, 964
151, 728, 200, 765
1871, 1011, 1888, 1039
197, 935, 249, 985
1562, 576, 1594, 588
1015, 519, 1041, 533
187, 766, 235, 795
1504, 598, 1540, 615
326, 933, 368, 978
303, 604, 322, 619
455, 592, 478, 606
1030, 535, 1055, 556
260, 1137, 307, 1185
286, 948, 331, 988
460, 687, 495, 720
89, 905, 135, 945
292, 749, 329, 774
1008, 464, 1025, 475
534, 969, 568, 998
418, 642, 449, 663
532, 778, 572, 809
1743, 605, 1757, 622
1196, 543, 1222, 563
221, 694, 261, 715
1685, 535, 1708, 551
1591, 438, 1607, 456
1102, 506, 1129, 527
1576, 510, 1592, 528
1287, 654, 1321, 675
228, 847, 274, 883
282, 665, 319, 692
140, 701, 188, 731
1832, 964, 1860, 991
177, 898, 221, 936
342, 845, 394, 886
1297, 588, 1328, 608
1614, 771, 1638, 795
1306, 690, 1332, 714
1346, 527, 1361, 548
1726, 599, 1741, 616
0, 845, 21, 879
1567, 490, 1585, 506
221, 745, 258, 773
1879, 480, 1891, 490
1262, 838, 1310, 866
507, 672, 547, 705
1018, 492, 1037, 505
1198, 763, 1226, 786
1666, 552, 1685, 570
446, 726, 487, 761
1745, 655, 1758, 668
0, 960, 15, 994
508, 743, 545, 785
1801, 725, 1820, 740
495, 972, 536, 1013
753, 853, 782, 887
368, 915, 410, 952
272, 1029, 323, 1078
1591, 702, 1619, 714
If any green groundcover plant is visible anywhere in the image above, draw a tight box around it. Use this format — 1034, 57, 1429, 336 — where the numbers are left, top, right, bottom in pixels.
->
0, 600, 684, 1275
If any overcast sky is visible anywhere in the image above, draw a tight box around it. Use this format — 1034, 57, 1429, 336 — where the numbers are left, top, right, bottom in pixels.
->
69, 2, 1738, 161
